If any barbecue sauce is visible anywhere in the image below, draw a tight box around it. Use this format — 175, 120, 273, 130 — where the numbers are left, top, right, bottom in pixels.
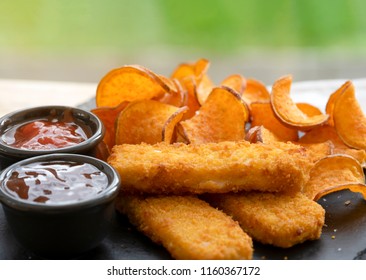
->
3, 161, 109, 204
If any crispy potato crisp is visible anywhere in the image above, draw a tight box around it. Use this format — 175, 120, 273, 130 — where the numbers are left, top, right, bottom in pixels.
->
271, 75, 329, 130
179, 86, 249, 144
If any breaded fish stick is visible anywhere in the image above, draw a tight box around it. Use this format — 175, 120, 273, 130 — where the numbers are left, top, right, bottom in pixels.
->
108, 141, 309, 195
204, 192, 325, 248
116, 195, 253, 260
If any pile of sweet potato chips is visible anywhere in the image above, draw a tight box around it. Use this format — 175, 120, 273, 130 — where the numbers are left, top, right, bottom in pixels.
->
92, 58, 366, 202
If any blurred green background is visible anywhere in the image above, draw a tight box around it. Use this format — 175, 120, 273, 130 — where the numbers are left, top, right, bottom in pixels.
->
1, 0, 366, 84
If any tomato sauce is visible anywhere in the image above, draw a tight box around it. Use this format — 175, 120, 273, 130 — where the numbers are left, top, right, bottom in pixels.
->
1, 110, 90, 150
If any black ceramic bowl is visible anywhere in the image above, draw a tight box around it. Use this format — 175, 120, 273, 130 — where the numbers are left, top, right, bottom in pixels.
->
0, 105, 105, 169
0, 153, 120, 258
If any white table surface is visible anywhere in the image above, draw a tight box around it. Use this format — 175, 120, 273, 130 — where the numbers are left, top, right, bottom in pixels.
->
289, 78, 366, 112
1, 78, 366, 118
0, 79, 96, 117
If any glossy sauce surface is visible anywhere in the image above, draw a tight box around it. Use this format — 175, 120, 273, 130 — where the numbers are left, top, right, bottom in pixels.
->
3, 161, 109, 204
1, 110, 90, 150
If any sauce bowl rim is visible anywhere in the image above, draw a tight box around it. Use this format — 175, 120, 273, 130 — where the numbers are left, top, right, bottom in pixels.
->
0, 153, 120, 212
0, 105, 105, 157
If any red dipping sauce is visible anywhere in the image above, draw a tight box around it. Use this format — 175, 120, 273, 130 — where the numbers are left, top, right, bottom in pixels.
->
1, 110, 90, 150
3, 160, 109, 204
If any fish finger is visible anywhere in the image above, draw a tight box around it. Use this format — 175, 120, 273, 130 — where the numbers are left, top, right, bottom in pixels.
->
108, 141, 310, 195
204, 192, 325, 248
116, 195, 253, 260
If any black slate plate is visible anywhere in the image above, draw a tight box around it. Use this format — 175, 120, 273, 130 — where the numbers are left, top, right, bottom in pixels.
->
1, 175, 366, 259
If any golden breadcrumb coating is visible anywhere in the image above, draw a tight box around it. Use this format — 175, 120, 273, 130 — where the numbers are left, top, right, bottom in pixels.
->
116, 195, 253, 260
204, 192, 325, 248
108, 141, 309, 195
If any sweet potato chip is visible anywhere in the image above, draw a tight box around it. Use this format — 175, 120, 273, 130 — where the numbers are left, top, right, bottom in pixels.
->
163, 106, 189, 144
296, 103, 323, 117
170, 58, 214, 106
196, 74, 215, 105
298, 141, 334, 163
245, 125, 281, 144
171, 58, 210, 81
335, 148, 366, 168
299, 125, 366, 166
314, 184, 366, 201
325, 81, 352, 126
115, 100, 183, 145
220, 74, 246, 95
250, 102, 299, 142
96, 65, 176, 107
94, 141, 110, 162
91, 101, 129, 150
154, 78, 188, 108
303, 154, 366, 201
244, 126, 259, 143
179, 86, 249, 144
158, 74, 178, 92
299, 125, 343, 146
333, 81, 366, 150
170, 63, 201, 119
271, 75, 329, 130
179, 76, 201, 120
241, 78, 270, 104
245, 127, 330, 164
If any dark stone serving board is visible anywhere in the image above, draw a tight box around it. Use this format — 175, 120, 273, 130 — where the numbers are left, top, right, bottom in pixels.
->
1, 184, 366, 260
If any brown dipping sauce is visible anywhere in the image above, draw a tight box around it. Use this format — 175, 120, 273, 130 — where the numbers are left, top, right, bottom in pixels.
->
3, 161, 109, 204
1, 110, 90, 150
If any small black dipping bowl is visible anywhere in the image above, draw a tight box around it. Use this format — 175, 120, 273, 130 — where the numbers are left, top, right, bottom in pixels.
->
0, 105, 105, 169
0, 153, 120, 258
